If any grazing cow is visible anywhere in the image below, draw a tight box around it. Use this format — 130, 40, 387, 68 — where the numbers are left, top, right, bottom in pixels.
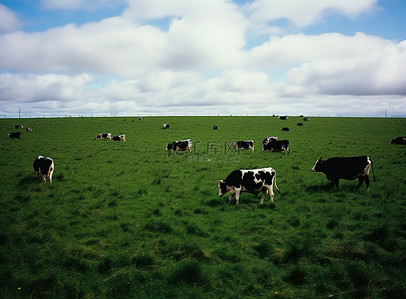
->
166, 139, 192, 154
232, 140, 254, 151
311, 156, 374, 190
281, 127, 290, 132
263, 139, 290, 154
163, 123, 170, 129
13, 125, 23, 129
213, 125, 219, 130
26, 128, 33, 132
8, 132, 22, 139
95, 133, 112, 140
391, 137, 406, 144
303, 117, 310, 121
218, 167, 280, 205
33, 156, 54, 183
297, 123, 304, 126
112, 134, 126, 142
262, 136, 278, 146
278, 116, 288, 120
138, 116, 143, 120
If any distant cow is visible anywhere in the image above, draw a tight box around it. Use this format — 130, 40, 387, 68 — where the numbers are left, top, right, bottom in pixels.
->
232, 140, 254, 151
33, 156, 54, 183
95, 133, 112, 140
391, 137, 406, 144
163, 123, 170, 129
166, 139, 192, 154
278, 116, 288, 120
312, 156, 374, 190
263, 139, 290, 154
112, 134, 126, 142
13, 125, 23, 129
297, 123, 304, 126
8, 132, 22, 139
303, 117, 310, 121
213, 125, 219, 130
26, 128, 33, 132
281, 127, 290, 131
218, 167, 280, 205
138, 117, 143, 120
262, 136, 278, 146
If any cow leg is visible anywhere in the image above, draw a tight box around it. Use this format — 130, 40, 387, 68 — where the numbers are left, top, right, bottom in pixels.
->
356, 177, 364, 189
228, 187, 236, 204
228, 194, 235, 204
49, 167, 53, 183
331, 179, 339, 190
235, 188, 241, 205
364, 176, 370, 190
267, 186, 275, 202
259, 188, 268, 205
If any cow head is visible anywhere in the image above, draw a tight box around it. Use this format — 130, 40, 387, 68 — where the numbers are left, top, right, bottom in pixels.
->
166, 142, 173, 151
218, 180, 227, 197
311, 158, 323, 172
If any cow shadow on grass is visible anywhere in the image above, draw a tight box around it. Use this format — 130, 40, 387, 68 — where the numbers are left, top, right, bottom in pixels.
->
17, 174, 40, 186
206, 197, 276, 210
305, 183, 364, 193
17, 173, 65, 187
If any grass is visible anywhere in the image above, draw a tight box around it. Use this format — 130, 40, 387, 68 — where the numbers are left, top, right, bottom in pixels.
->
0, 116, 405, 298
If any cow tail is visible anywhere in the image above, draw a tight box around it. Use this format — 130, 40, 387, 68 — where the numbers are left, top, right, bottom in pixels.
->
274, 174, 280, 194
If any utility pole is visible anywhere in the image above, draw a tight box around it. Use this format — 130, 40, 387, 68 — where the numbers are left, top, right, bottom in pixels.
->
19, 107, 21, 119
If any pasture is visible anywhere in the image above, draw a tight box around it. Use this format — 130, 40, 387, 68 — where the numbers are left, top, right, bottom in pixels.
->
0, 116, 405, 298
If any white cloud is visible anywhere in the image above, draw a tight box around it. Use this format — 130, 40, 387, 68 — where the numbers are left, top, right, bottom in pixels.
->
0, 73, 93, 102
0, 4, 22, 33
244, 0, 378, 29
271, 33, 406, 96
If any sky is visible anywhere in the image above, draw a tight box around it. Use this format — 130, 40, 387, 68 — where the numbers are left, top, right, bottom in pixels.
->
0, 0, 405, 117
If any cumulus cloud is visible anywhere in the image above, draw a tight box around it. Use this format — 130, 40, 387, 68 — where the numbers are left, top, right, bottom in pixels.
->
0, 73, 93, 102
0, 4, 22, 33
274, 33, 406, 96
244, 0, 378, 33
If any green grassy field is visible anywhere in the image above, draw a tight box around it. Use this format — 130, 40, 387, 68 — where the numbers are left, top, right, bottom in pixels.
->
1, 116, 405, 298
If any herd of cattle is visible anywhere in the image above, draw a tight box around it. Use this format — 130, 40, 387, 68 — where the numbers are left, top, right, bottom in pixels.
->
6, 121, 406, 205
95, 133, 126, 142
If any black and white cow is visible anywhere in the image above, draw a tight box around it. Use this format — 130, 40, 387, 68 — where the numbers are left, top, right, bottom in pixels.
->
281, 127, 290, 132
297, 123, 304, 126
262, 136, 278, 146
232, 140, 254, 151
166, 139, 192, 154
311, 156, 374, 190
213, 125, 219, 130
13, 125, 23, 129
95, 133, 112, 140
163, 123, 170, 129
263, 139, 290, 154
278, 116, 288, 120
112, 134, 126, 142
33, 156, 54, 183
8, 132, 22, 139
26, 128, 33, 132
303, 117, 310, 121
218, 167, 280, 205
391, 137, 406, 144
